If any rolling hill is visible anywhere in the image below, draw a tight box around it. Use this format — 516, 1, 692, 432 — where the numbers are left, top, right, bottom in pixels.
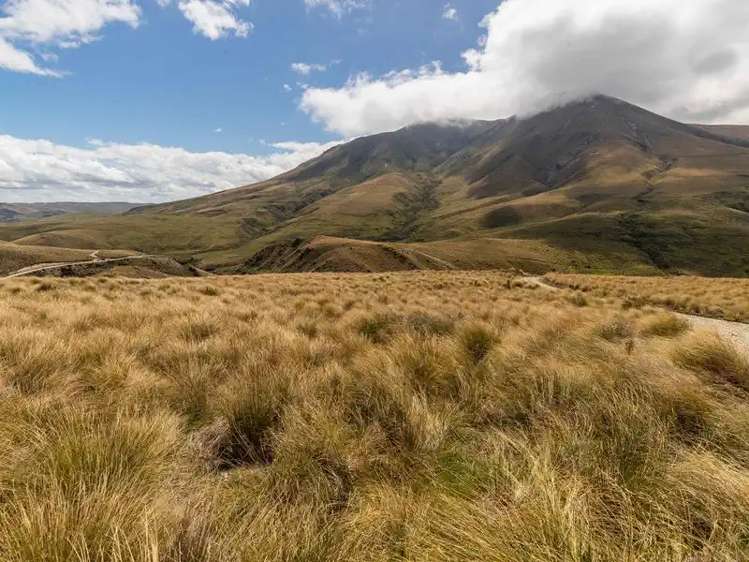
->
2, 95, 748, 276
0, 202, 138, 223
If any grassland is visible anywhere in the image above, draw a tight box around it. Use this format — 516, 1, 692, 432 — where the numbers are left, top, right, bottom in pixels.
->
0, 272, 748, 561
547, 273, 749, 322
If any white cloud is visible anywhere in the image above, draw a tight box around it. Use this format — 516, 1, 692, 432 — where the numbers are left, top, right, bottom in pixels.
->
177, 0, 252, 40
0, 0, 140, 75
0, 0, 140, 43
282, 83, 292, 92
0, 134, 343, 202
213, 127, 223, 133
442, 4, 457, 21
301, 0, 749, 136
303, 0, 368, 18
0, 36, 57, 75
291, 62, 327, 76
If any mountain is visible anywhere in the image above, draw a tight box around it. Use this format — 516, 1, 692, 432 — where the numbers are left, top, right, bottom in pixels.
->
1, 96, 748, 276
0, 202, 139, 223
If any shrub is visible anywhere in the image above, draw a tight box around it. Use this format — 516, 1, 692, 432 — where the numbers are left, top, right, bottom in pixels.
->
567, 291, 589, 307
212, 368, 294, 466
458, 323, 497, 365
197, 285, 220, 296
355, 312, 400, 343
177, 314, 218, 342
265, 405, 358, 508
641, 313, 690, 338
405, 312, 455, 336
595, 316, 634, 342
297, 319, 319, 339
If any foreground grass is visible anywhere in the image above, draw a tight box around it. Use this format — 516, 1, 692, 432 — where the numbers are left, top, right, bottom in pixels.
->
0, 272, 748, 561
546, 273, 749, 322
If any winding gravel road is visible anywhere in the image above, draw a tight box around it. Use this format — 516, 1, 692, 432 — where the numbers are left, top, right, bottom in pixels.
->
3, 252, 154, 279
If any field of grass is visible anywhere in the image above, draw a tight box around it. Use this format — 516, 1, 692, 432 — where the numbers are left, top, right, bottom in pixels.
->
0, 272, 748, 561
546, 273, 749, 322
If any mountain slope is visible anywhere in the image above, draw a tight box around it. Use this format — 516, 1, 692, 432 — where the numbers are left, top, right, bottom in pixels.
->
2, 96, 748, 276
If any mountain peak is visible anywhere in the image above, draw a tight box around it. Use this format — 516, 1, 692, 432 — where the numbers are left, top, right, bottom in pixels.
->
283, 118, 498, 183
106, 96, 749, 276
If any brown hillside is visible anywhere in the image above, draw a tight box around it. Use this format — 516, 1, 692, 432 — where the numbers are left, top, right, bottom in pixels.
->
2, 96, 748, 275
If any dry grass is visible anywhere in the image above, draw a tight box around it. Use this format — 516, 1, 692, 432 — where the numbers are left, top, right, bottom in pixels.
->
0, 271, 747, 561
546, 273, 749, 322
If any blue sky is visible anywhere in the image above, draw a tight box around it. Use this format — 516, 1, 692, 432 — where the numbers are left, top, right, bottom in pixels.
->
1, 0, 747, 202
1, 0, 498, 154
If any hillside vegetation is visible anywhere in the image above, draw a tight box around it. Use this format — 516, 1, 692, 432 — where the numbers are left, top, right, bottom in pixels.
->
238, 235, 636, 275
1, 273, 748, 561
1, 96, 748, 275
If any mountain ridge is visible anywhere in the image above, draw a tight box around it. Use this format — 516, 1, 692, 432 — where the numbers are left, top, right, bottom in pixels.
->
1, 95, 748, 276
0, 202, 139, 223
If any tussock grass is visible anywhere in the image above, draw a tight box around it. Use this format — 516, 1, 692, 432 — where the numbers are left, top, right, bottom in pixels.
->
640, 312, 691, 338
595, 316, 634, 342
0, 271, 747, 560
548, 273, 749, 322
674, 332, 749, 391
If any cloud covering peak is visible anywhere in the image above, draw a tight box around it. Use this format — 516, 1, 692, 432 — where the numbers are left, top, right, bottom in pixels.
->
301, 0, 749, 136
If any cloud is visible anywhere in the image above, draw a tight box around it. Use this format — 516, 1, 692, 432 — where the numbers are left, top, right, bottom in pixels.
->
442, 4, 457, 21
0, 36, 58, 75
282, 83, 292, 92
301, 0, 749, 136
291, 62, 327, 76
177, 0, 252, 40
303, 0, 368, 18
0, 0, 141, 75
0, 134, 343, 202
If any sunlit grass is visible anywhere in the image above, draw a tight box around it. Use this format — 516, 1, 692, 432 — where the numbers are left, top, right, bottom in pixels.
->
546, 272, 749, 322
0, 271, 747, 561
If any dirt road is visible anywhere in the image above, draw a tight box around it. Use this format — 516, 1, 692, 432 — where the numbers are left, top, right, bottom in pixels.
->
523, 276, 560, 291
676, 313, 749, 351
3, 253, 154, 279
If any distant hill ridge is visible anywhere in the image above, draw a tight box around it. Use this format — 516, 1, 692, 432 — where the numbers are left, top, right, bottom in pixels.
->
0, 202, 139, 223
